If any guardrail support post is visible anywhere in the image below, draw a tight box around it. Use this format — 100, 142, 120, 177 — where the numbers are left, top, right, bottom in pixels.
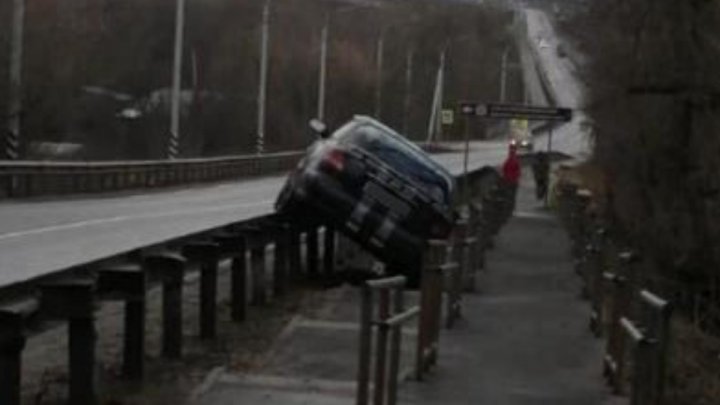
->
274, 225, 290, 296
250, 240, 267, 305
145, 253, 186, 358
324, 226, 336, 275
306, 226, 319, 279
215, 233, 248, 322
40, 280, 96, 405
289, 226, 302, 281
182, 242, 221, 339
97, 265, 147, 379
0, 308, 29, 405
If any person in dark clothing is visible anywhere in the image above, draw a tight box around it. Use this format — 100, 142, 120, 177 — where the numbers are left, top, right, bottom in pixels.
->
532, 151, 550, 200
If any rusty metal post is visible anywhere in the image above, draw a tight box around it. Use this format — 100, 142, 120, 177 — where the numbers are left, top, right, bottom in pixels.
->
289, 225, 303, 280
274, 225, 291, 296
0, 307, 30, 405
215, 233, 248, 321
230, 245, 248, 322
250, 239, 267, 305
97, 265, 147, 379
40, 280, 97, 405
386, 288, 405, 405
447, 220, 466, 328
182, 242, 220, 339
356, 285, 373, 405
416, 240, 446, 380
145, 253, 186, 358
324, 226, 336, 275
588, 243, 603, 336
616, 251, 638, 394
632, 338, 653, 405
639, 290, 673, 404
373, 289, 390, 405
306, 226, 319, 279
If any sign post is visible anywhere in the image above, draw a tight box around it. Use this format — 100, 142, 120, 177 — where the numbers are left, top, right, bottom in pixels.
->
454, 101, 573, 208
458, 102, 479, 207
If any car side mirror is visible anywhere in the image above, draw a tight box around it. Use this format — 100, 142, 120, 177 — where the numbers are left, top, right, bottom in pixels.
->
310, 119, 330, 139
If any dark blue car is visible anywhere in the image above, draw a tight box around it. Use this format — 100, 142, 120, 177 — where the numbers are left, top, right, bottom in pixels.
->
275, 116, 456, 278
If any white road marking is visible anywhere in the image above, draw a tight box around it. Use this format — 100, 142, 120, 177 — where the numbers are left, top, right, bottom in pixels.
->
0, 200, 274, 241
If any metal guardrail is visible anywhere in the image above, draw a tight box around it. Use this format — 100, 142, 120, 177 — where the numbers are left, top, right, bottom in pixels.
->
0, 150, 305, 198
0, 165, 504, 404
0, 214, 329, 405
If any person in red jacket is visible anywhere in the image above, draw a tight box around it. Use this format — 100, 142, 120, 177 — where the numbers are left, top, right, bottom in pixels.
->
501, 143, 521, 211
502, 143, 521, 184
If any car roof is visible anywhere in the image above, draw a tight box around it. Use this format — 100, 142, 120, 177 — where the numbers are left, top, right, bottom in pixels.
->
341, 115, 455, 192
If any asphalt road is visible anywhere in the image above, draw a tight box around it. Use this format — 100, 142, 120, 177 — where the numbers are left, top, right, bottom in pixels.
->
523, 8, 592, 159
0, 7, 589, 290
0, 141, 509, 288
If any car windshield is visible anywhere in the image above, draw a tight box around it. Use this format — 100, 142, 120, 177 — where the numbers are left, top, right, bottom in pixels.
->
333, 120, 453, 203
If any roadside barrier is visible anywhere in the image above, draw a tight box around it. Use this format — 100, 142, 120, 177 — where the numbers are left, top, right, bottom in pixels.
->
0, 151, 304, 198
557, 186, 674, 405
356, 276, 420, 405
0, 215, 330, 405
0, 165, 507, 404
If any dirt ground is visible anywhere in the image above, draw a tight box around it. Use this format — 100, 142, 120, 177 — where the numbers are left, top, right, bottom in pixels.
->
666, 317, 720, 405
20, 256, 335, 405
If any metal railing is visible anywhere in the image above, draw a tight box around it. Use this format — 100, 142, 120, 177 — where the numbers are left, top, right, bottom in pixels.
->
558, 185, 674, 405
0, 165, 502, 404
356, 275, 419, 405
0, 150, 304, 198
0, 214, 329, 405
355, 170, 518, 404
619, 290, 672, 405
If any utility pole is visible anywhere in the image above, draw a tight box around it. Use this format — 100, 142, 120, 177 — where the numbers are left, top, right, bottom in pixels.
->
169, 0, 186, 159
463, 113, 471, 206
402, 48, 414, 136
373, 33, 385, 119
317, 13, 329, 122
500, 47, 509, 103
256, 0, 271, 154
425, 51, 445, 144
6, 0, 25, 160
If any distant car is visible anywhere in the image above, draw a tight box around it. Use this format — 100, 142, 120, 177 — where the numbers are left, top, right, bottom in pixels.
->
275, 116, 456, 281
510, 137, 534, 153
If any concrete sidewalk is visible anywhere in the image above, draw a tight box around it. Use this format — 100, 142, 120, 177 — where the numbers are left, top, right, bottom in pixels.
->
191, 176, 622, 404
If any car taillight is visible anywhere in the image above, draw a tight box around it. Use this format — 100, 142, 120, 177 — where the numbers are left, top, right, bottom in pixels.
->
321, 148, 345, 172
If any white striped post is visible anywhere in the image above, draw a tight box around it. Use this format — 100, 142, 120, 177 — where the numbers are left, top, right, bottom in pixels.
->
5, 0, 25, 160
256, 0, 271, 155
168, 0, 187, 159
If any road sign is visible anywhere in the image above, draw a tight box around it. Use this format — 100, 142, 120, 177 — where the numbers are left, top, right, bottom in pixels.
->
441, 109, 454, 125
480, 103, 573, 122
456, 102, 572, 122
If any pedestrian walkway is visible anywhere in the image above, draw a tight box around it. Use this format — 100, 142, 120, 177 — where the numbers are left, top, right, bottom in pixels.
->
191, 174, 622, 404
